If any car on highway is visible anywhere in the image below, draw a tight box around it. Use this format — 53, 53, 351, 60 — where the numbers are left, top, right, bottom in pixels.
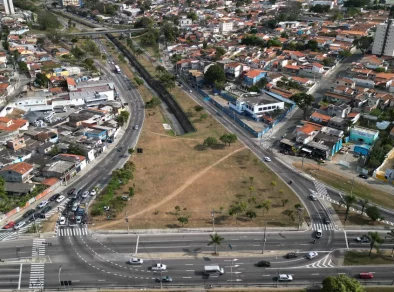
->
37, 200, 49, 208
59, 216, 66, 225
257, 261, 271, 267
67, 188, 76, 196
3, 221, 15, 229
285, 253, 298, 259
49, 194, 60, 201
356, 236, 369, 243
41, 206, 52, 214
151, 263, 167, 271
264, 157, 271, 162
307, 252, 318, 259
13, 221, 26, 230
323, 217, 331, 224
316, 229, 322, 238
82, 191, 90, 198
134, 125, 139, 130
90, 190, 97, 196
76, 216, 82, 224
56, 195, 65, 203
359, 174, 368, 179
309, 194, 318, 201
278, 274, 293, 281
359, 272, 373, 279
128, 258, 143, 265
156, 276, 172, 283
23, 209, 35, 218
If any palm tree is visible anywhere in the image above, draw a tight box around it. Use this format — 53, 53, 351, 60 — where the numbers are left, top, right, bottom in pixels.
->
208, 233, 224, 254
342, 194, 357, 223
366, 231, 384, 257
386, 230, 394, 257
359, 198, 369, 215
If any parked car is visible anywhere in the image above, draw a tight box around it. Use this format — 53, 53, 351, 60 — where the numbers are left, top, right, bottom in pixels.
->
278, 274, 293, 281
82, 191, 90, 198
359, 272, 373, 279
3, 221, 15, 229
23, 209, 35, 218
307, 252, 318, 259
41, 206, 52, 214
13, 221, 26, 230
76, 216, 82, 224
49, 194, 60, 201
157, 276, 172, 282
59, 216, 66, 225
356, 236, 369, 243
285, 252, 298, 259
56, 195, 65, 203
257, 261, 271, 267
128, 258, 143, 265
37, 201, 48, 208
90, 190, 97, 196
359, 174, 368, 179
264, 157, 271, 162
67, 188, 76, 196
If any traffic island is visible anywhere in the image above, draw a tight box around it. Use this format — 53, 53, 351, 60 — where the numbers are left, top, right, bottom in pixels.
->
344, 250, 394, 266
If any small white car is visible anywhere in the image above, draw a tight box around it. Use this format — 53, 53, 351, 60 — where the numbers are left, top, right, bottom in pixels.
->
59, 216, 66, 225
264, 157, 271, 162
56, 195, 65, 203
278, 274, 293, 281
316, 229, 322, 238
128, 258, 143, 265
151, 263, 167, 271
13, 221, 26, 230
38, 201, 48, 208
76, 216, 82, 224
307, 251, 318, 259
90, 190, 97, 196
82, 191, 90, 198
309, 194, 318, 201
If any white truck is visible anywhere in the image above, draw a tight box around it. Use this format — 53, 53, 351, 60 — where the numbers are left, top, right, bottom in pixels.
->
204, 265, 224, 275
151, 263, 167, 271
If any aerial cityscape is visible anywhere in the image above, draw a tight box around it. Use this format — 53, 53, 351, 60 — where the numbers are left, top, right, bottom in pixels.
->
0, 0, 393, 290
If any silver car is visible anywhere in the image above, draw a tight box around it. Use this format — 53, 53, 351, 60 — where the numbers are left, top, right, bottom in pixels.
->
128, 258, 143, 265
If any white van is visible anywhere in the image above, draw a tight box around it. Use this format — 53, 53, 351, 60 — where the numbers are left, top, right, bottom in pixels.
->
204, 265, 224, 275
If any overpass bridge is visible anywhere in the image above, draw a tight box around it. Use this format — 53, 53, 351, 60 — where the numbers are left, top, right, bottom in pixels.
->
66, 28, 146, 36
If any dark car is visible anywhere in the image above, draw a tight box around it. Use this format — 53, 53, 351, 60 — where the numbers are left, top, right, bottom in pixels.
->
49, 194, 60, 201
285, 253, 298, 259
23, 209, 35, 218
257, 261, 271, 267
67, 188, 76, 196
359, 174, 368, 179
41, 206, 52, 214
323, 217, 331, 224
157, 276, 172, 282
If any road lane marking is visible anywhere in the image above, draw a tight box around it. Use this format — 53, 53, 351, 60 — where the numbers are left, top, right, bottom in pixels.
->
186, 270, 194, 272
18, 264, 23, 290
262, 275, 270, 276
311, 273, 319, 275
185, 264, 193, 265
183, 277, 192, 279
344, 229, 349, 250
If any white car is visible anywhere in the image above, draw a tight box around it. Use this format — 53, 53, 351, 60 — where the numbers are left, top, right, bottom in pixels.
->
278, 274, 293, 281
13, 221, 26, 230
82, 191, 90, 198
307, 251, 318, 259
264, 157, 271, 162
59, 216, 66, 225
151, 263, 167, 271
128, 258, 143, 265
38, 201, 48, 208
309, 194, 318, 201
56, 195, 65, 203
90, 190, 97, 196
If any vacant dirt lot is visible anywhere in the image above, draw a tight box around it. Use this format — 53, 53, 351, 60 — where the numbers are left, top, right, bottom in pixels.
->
91, 44, 301, 230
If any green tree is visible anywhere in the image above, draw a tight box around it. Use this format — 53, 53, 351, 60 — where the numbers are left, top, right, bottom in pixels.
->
339, 50, 352, 58
116, 111, 130, 126
229, 201, 247, 224
385, 230, 394, 257
155, 65, 166, 75
134, 76, 144, 87
204, 64, 226, 85
219, 133, 237, 146
215, 47, 226, 58
270, 180, 277, 190
128, 148, 135, 155
259, 199, 272, 216
134, 16, 154, 28
353, 36, 373, 54
306, 40, 319, 51
37, 11, 61, 30
359, 198, 369, 215
322, 274, 365, 292
178, 216, 189, 227
68, 144, 85, 156
245, 210, 257, 219
187, 10, 198, 21
145, 96, 161, 108
174, 205, 181, 215
17, 61, 29, 73
323, 58, 334, 66
208, 233, 224, 254
34, 73, 49, 88
366, 231, 384, 256
128, 187, 135, 197
375, 67, 386, 72
203, 136, 218, 148
281, 198, 289, 207
342, 194, 357, 223
366, 205, 382, 222
290, 93, 314, 120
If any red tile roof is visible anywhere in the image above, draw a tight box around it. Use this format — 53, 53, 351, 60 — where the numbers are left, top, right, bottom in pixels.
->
1, 162, 33, 175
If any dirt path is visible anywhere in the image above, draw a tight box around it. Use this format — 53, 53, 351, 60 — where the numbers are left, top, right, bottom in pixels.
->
144, 130, 201, 141
94, 146, 246, 229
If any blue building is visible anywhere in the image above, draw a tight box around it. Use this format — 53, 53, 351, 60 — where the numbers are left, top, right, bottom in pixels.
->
243, 70, 267, 87
84, 129, 107, 140
350, 126, 379, 145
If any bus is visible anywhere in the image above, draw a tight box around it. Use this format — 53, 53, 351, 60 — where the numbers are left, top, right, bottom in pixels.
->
114, 65, 121, 74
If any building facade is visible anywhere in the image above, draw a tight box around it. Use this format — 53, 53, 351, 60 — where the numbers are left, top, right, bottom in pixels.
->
372, 19, 394, 57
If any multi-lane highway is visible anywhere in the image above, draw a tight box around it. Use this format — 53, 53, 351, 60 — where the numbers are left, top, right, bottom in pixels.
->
0, 230, 393, 289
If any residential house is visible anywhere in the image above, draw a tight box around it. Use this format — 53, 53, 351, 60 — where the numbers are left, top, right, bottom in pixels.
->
243, 70, 267, 87
0, 162, 33, 183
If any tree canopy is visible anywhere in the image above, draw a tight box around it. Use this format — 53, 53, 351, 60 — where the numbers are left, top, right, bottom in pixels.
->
37, 11, 61, 30
322, 275, 365, 292
353, 36, 373, 54
289, 93, 314, 120
204, 64, 226, 85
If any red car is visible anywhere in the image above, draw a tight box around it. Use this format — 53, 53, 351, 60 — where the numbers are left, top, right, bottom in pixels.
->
3, 221, 15, 229
359, 272, 373, 279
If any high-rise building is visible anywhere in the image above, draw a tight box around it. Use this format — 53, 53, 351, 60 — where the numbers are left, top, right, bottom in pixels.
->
3, 0, 15, 15
372, 19, 394, 57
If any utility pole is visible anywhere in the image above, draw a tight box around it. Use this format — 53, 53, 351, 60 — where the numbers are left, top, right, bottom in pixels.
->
125, 212, 129, 234
262, 221, 267, 254
211, 210, 215, 232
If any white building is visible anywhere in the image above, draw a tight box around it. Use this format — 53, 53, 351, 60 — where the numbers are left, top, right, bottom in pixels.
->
180, 18, 193, 27
372, 19, 394, 57
229, 92, 285, 120
219, 21, 233, 34
310, 0, 335, 8
3, 0, 15, 15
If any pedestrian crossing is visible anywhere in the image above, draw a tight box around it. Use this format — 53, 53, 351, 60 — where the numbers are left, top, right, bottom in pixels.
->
29, 239, 45, 289
312, 223, 335, 231
305, 254, 335, 268
313, 180, 328, 197
57, 227, 89, 237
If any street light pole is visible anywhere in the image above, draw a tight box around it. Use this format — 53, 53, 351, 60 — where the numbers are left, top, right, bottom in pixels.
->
211, 210, 215, 232
262, 221, 267, 254
58, 265, 62, 289
125, 212, 129, 234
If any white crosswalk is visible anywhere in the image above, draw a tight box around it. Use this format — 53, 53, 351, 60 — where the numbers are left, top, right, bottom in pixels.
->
306, 254, 335, 268
58, 227, 89, 237
30, 239, 45, 289
312, 223, 335, 231
313, 180, 328, 197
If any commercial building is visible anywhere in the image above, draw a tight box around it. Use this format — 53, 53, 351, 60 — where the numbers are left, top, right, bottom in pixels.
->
3, 0, 15, 15
372, 19, 394, 57
61, 0, 83, 7
350, 126, 379, 145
